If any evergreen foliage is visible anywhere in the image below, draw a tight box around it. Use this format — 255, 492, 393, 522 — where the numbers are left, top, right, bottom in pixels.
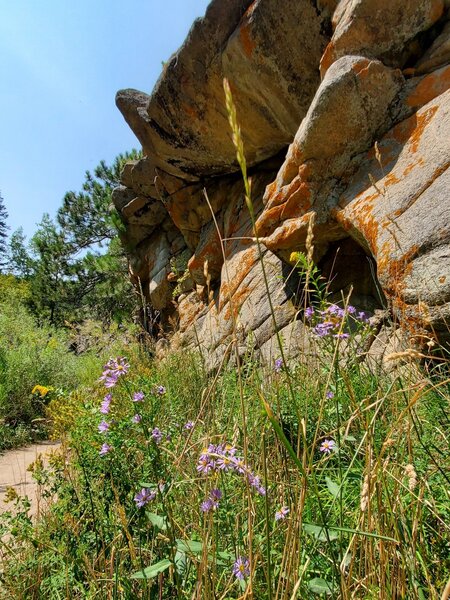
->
5, 151, 141, 326
0, 191, 9, 272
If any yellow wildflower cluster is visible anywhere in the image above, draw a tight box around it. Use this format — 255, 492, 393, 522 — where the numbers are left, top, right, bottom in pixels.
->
31, 385, 52, 398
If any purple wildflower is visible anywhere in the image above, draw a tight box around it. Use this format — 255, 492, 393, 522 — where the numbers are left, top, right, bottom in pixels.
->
201, 488, 222, 512
103, 373, 119, 389
184, 420, 195, 430
327, 304, 340, 315
232, 557, 250, 580
305, 306, 314, 320
151, 427, 163, 444
358, 311, 370, 324
109, 357, 130, 377
134, 488, 156, 508
98, 420, 109, 434
216, 454, 235, 471
326, 390, 334, 399
333, 332, 350, 339
347, 305, 356, 314
210, 488, 222, 501
274, 358, 283, 373
133, 391, 145, 402
155, 385, 166, 396
200, 498, 214, 512
132, 414, 142, 424
231, 455, 247, 474
248, 473, 266, 496
197, 453, 214, 474
314, 322, 335, 337
99, 443, 112, 456
99, 357, 129, 388
320, 439, 336, 454
275, 506, 290, 521
100, 394, 112, 414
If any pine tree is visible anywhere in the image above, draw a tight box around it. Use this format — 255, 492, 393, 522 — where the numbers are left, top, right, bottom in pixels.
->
57, 150, 141, 250
0, 192, 9, 272
25, 151, 141, 325
7, 227, 33, 277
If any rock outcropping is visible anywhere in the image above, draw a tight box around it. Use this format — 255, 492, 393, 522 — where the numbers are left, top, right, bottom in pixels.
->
114, 0, 450, 365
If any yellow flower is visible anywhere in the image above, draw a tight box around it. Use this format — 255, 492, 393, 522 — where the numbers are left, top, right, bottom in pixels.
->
32, 385, 51, 398
289, 251, 304, 265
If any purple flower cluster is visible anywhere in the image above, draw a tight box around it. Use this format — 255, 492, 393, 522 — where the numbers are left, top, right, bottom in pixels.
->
97, 357, 129, 454
153, 385, 166, 396
232, 557, 250, 580
134, 488, 157, 508
197, 443, 266, 496
305, 304, 370, 339
99, 357, 130, 389
200, 488, 222, 513
133, 391, 144, 402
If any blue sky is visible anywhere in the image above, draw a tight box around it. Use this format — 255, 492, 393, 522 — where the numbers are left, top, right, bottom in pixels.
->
0, 0, 210, 240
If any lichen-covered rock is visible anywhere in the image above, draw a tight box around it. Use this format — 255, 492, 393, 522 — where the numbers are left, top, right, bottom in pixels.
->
335, 90, 450, 341
320, 0, 445, 76
255, 55, 404, 260
117, 0, 328, 179
114, 0, 450, 364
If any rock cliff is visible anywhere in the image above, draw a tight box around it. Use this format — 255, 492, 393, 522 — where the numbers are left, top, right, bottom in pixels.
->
114, 0, 450, 366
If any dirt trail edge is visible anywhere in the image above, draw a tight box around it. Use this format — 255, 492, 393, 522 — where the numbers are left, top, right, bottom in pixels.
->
0, 441, 60, 518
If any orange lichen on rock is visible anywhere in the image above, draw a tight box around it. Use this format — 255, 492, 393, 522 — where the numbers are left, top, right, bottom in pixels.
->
392, 105, 439, 153
319, 42, 335, 77
222, 284, 253, 322
239, 20, 257, 58
256, 181, 312, 236
219, 246, 258, 303
405, 65, 450, 109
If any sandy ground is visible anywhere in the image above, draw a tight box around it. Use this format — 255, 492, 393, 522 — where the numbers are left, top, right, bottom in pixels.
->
0, 441, 60, 518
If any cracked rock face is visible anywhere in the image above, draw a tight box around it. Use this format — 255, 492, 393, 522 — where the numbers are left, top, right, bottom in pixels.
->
114, 0, 450, 361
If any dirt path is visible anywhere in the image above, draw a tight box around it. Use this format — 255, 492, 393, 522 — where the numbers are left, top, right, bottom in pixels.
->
0, 441, 60, 518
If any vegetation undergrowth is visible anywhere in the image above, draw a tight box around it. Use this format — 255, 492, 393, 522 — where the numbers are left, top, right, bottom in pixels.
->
0, 274, 138, 451
0, 337, 448, 599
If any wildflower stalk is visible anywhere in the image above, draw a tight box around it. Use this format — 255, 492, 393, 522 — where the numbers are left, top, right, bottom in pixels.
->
262, 431, 273, 600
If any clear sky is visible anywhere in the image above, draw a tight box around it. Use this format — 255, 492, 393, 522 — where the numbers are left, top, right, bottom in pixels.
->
0, 0, 210, 240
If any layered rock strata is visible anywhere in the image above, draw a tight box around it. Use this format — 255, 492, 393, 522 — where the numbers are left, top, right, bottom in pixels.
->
114, 0, 450, 364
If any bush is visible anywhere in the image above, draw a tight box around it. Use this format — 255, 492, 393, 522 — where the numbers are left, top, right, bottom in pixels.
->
0, 275, 139, 450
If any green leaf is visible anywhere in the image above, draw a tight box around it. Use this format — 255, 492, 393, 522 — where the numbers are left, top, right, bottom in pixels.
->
175, 540, 231, 566
303, 523, 338, 542
147, 512, 167, 531
174, 550, 187, 576
303, 522, 398, 544
325, 477, 340, 499
139, 482, 155, 489
308, 577, 334, 595
176, 539, 203, 554
131, 558, 172, 579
